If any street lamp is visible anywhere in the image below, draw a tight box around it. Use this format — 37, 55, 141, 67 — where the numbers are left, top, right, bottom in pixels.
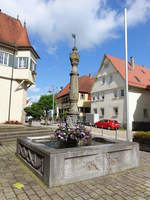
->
48, 86, 58, 123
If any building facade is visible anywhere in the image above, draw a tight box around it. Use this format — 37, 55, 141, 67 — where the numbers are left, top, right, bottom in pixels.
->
56, 75, 95, 121
91, 54, 150, 130
0, 11, 39, 123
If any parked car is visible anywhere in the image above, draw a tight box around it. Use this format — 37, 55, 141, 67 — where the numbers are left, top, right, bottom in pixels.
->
94, 119, 120, 130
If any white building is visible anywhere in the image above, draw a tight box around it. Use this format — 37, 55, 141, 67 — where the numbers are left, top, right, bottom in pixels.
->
91, 54, 150, 130
0, 11, 39, 124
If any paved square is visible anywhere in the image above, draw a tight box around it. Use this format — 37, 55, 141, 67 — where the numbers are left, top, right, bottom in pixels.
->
0, 142, 150, 200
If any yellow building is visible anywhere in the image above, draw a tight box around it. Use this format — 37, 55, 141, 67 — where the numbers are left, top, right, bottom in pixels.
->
0, 11, 39, 123
56, 75, 95, 121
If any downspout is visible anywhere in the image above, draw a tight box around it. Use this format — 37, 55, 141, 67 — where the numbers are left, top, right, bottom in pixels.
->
8, 50, 16, 121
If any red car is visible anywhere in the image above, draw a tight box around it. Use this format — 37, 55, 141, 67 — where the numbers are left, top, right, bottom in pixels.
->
94, 119, 120, 130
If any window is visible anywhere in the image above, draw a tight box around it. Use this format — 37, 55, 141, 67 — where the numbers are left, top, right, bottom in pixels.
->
79, 107, 84, 112
109, 75, 113, 84
30, 59, 36, 71
102, 76, 105, 85
113, 107, 118, 116
100, 92, 104, 100
85, 107, 90, 113
93, 108, 97, 114
4, 53, 8, 65
134, 76, 140, 82
0, 52, 3, 64
113, 89, 118, 98
0, 51, 9, 66
100, 108, 104, 117
120, 89, 124, 97
80, 93, 85, 100
17, 57, 28, 68
143, 109, 148, 118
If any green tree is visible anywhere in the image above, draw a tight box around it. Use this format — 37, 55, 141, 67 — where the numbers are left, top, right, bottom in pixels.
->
38, 95, 56, 115
24, 94, 56, 123
24, 102, 43, 120
38, 94, 56, 124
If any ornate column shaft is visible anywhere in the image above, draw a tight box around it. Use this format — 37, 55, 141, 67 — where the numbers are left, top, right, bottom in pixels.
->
66, 46, 80, 127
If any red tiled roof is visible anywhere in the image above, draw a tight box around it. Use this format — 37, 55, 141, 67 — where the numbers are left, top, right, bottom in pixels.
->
56, 75, 96, 99
0, 11, 30, 47
106, 54, 150, 89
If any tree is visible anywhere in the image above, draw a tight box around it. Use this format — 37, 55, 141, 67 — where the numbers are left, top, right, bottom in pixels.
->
24, 102, 43, 120
38, 94, 56, 124
38, 95, 56, 115
24, 94, 56, 123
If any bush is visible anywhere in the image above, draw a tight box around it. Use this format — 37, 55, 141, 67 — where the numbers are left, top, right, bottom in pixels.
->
133, 132, 150, 143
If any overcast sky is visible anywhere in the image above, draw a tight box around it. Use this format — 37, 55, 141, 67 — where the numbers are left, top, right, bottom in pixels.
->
1, 0, 150, 101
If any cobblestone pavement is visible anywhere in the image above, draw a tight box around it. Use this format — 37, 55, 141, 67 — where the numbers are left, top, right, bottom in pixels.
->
0, 142, 150, 200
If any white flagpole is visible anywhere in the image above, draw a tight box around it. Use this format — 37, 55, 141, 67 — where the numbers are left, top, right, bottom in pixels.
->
124, 8, 130, 141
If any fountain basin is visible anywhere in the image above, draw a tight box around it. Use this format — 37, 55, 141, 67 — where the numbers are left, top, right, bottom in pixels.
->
16, 136, 139, 187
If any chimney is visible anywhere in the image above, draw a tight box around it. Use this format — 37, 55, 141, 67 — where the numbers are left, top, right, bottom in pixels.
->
24, 21, 26, 28
130, 56, 134, 70
89, 73, 92, 78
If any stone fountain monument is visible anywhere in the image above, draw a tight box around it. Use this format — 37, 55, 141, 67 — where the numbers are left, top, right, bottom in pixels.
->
66, 34, 80, 128
16, 35, 139, 187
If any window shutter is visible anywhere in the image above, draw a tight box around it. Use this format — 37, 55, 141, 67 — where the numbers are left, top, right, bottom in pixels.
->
14, 57, 18, 68
8, 54, 14, 67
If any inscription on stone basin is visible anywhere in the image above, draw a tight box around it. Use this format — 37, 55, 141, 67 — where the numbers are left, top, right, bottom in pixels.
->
18, 143, 44, 175
64, 154, 104, 178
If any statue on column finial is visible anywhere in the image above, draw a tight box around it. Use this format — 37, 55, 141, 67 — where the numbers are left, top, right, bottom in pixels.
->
72, 33, 76, 48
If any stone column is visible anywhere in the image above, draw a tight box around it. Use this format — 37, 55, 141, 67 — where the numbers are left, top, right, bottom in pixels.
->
66, 47, 80, 128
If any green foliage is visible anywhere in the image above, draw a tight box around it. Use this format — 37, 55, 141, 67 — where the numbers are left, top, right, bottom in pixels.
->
24, 94, 56, 120
38, 95, 55, 115
133, 132, 150, 139
24, 102, 43, 120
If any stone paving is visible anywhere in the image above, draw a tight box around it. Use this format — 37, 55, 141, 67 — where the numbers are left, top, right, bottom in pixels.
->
0, 142, 150, 200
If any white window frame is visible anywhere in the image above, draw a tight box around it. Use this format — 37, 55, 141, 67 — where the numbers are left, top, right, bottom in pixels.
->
17, 57, 28, 68
30, 58, 36, 71
0, 51, 9, 66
